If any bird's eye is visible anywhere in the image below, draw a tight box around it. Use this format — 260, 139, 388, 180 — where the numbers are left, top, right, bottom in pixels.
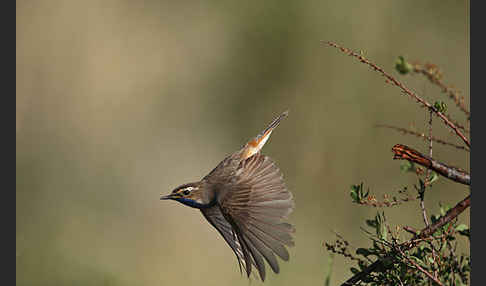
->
182, 189, 191, 196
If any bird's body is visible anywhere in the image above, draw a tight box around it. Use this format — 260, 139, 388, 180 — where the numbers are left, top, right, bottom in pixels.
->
161, 111, 294, 281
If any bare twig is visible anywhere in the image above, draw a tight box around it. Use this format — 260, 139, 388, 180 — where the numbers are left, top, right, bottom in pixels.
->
423, 110, 439, 269
444, 116, 470, 136
324, 240, 368, 265
403, 226, 418, 235
392, 144, 470, 185
375, 124, 469, 151
420, 111, 432, 227
420, 197, 430, 226
322, 41, 470, 148
426, 110, 433, 185
412, 62, 470, 117
451, 119, 469, 133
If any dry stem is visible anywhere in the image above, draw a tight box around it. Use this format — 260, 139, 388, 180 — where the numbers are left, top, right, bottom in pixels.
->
322, 41, 470, 148
375, 124, 469, 151
412, 62, 470, 117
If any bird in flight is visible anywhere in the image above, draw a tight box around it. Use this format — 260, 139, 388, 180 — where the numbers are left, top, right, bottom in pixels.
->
161, 110, 294, 282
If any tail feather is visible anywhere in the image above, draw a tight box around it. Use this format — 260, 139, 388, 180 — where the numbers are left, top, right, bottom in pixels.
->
240, 110, 289, 160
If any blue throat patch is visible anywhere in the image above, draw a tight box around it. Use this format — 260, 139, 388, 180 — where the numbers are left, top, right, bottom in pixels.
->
174, 197, 216, 209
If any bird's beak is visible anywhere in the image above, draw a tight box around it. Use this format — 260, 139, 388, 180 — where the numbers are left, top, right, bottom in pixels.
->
160, 193, 173, 200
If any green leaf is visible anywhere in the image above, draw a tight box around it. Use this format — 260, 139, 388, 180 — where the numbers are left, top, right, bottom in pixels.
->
428, 171, 439, 184
440, 204, 451, 216
433, 101, 448, 113
350, 267, 360, 274
380, 224, 387, 241
350, 188, 359, 202
400, 161, 414, 173
324, 253, 334, 286
395, 56, 413, 75
410, 256, 429, 269
455, 224, 469, 232
350, 183, 364, 203
356, 248, 371, 257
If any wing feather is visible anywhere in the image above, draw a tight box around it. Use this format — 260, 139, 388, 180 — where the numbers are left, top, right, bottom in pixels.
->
200, 206, 249, 275
215, 153, 295, 281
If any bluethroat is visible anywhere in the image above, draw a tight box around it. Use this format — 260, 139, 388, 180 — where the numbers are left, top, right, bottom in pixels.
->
161, 110, 294, 281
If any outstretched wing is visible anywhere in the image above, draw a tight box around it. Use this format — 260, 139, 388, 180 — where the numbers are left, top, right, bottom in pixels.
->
216, 153, 295, 281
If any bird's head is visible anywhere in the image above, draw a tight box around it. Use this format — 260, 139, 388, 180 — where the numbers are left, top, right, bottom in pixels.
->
161, 182, 212, 209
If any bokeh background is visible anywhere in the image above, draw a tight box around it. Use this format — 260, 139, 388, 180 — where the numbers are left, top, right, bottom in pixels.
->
17, 1, 469, 285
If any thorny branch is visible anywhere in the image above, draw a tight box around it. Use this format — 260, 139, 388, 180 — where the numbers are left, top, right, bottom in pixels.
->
397, 247, 443, 286
412, 62, 470, 117
341, 195, 470, 286
324, 41, 470, 285
426, 110, 434, 185
423, 110, 439, 274
322, 41, 470, 148
416, 195, 470, 240
392, 144, 470, 185
451, 119, 470, 134
375, 124, 469, 152
419, 111, 433, 227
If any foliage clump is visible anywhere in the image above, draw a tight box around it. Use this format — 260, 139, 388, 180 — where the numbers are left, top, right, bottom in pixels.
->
323, 43, 470, 286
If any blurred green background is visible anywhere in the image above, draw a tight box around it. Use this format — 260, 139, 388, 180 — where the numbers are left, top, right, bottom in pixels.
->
17, 1, 469, 285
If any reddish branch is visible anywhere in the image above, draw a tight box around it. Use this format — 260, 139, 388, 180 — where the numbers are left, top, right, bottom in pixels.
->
451, 119, 470, 134
323, 41, 470, 148
392, 144, 470, 185
341, 194, 470, 286
403, 226, 419, 235
416, 195, 470, 239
